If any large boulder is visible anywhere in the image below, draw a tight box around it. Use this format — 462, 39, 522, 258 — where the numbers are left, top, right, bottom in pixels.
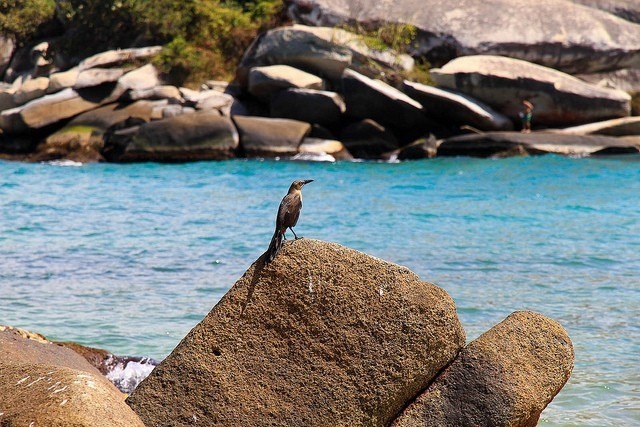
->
402, 80, 513, 131
437, 131, 640, 157
237, 24, 413, 86
75, 68, 125, 89
340, 118, 400, 159
286, 0, 640, 74
0, 326, 145, 427
36, 100, 163, 162
127, 239, 465, 426
393, 311, 574, 427
573, 0, 640, 23
576, 68, 640, 93
270, 88, 346, 128
116, 63, 160, 92
431, 55, 631, 126
233, 115, 311, 157
13, 76, 49, 106
0, 78, 20, 111
109, 111, 239, 162
342, 69, 426, 130
0, 84, 126, 134
248, 64, 324, 99
47, 67, 80, 94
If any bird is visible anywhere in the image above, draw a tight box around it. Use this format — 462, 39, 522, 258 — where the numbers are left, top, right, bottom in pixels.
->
264, 179, 313, 263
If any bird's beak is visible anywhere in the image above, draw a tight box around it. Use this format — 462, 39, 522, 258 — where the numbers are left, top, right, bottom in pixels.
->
303, 179, 314, 185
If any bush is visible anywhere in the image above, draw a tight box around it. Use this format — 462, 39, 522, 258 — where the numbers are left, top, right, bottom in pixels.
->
1, 0, 286, 85
132, 0, 287, 85
0, 0, 56, 44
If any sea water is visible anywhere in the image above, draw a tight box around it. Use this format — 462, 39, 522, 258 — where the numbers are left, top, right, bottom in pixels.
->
1, 156, 638, 425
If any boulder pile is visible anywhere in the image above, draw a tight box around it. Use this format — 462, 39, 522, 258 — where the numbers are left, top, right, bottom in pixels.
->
125, 239, 574, 426
2, 4, 640, 161
1, 240, 575, 426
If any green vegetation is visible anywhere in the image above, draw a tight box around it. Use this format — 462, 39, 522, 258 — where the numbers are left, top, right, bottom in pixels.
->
1, 1, 432, 87
341, 21, 432, 86
1, 0, 286, 86
0, 0, 56, 44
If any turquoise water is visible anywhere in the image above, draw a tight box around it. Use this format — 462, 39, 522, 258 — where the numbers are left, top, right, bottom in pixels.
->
1, 156, 639, 425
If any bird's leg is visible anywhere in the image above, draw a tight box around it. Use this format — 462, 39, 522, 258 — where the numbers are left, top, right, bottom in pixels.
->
290, 227, 300, 240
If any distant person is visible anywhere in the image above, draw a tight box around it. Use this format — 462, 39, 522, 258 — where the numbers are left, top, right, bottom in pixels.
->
520, 100, 534, 133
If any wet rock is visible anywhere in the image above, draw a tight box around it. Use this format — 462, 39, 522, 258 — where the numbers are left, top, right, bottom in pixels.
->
0, 133, 38, 155
437, 131, 640, 157
127, 239, 465, 427
385, 136, 439, 161
298, 136, 353, 160
286, 0, 640, 74
393, 311, 574, 427
237, 24, 413, 86
111, 111, 239, 162
0, 326, 145, 427
270, 88, 346, 128
35, 100, 162, 162
248, 64, 324, 99
402, 80, 513, 131
340, 118, 400, 159
431, 55, 631, 126
342, 69, 426, 130
233, 115, 311, 157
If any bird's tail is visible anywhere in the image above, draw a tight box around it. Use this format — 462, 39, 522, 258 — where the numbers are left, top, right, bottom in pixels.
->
265, 229, 283, 263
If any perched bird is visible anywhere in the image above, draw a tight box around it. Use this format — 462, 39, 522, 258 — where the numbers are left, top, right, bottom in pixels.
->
265, 179, 313, 263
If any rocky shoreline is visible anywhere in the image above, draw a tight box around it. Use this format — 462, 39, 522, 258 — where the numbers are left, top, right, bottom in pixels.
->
2, 12, 640, 162
0, 240, 574, 426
